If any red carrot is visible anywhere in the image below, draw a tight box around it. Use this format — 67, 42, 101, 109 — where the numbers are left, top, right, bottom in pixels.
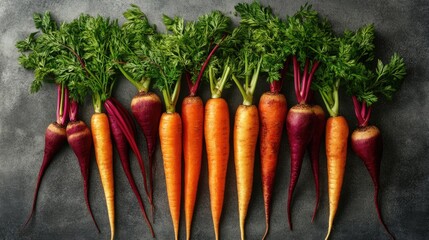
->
66, 100, 100, 232
283, 4, 333, 228
104, 98, 154, 237
307, 104, 325, 221
23, 85, 69, 227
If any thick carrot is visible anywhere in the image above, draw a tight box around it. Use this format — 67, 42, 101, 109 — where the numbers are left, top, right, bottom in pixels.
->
159, 112, 182, 240
234, 104, 259, 240
182, 96, 204, 240
91, 113, 115, 240
131, 91, 162, 208
205, 98, 230, 240
308, 104, 325, 221
286, 104, 315, 230
351, 125, 395, 239
325, 116, 349, 240
259, 91, 287, 239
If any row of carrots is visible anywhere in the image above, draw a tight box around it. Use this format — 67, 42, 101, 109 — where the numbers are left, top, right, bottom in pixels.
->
16, 2, 406, 240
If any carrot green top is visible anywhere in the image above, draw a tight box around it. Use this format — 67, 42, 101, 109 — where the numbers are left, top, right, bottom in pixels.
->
231, 1, 288, 106
284, 4, 334, 104
113, 4, 157, 93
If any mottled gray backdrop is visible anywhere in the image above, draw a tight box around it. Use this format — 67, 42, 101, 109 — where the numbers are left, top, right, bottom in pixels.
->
1, 0, 428, 239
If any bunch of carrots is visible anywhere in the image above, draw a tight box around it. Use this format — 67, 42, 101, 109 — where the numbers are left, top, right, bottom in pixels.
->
17, 2, 407, 240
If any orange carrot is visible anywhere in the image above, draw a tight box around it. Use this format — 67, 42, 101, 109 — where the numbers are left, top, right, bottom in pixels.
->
159, 112, 182, 240
205, 98, 230, 240
325, 116, 349, 240
91, 113, 114, 240
234, 104, 259, 240
259, 91, 287, 239
182, 96, 204, 240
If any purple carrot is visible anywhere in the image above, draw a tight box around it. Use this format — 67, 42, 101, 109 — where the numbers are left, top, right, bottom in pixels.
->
23, 85, 69, 227
307, 104, 325, 222
104, 99, 155, 237
66, 100, 100, 232
130, 92, 162, 210
286, 104, 315, 230
351, 97, 395, 239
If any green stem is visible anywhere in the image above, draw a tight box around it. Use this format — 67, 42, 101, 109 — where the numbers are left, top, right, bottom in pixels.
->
171, 77, 181, 112
233, 75, 251, 106
117, 64, 141, 90
217, 66, 231, 96
249, 57, 262, 97
93, 94, 102, 113
209, 66, 216, 97
59, 83, 65, 117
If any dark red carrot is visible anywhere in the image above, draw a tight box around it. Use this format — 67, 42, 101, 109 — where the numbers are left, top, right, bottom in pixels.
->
307, 104, 325, 221
286, 104, 315, 230
351, 97, 395, 240
104, 98, 154, 237
66, 100, 100, 232
23, 85, 69, 227
130, 91, 162, 209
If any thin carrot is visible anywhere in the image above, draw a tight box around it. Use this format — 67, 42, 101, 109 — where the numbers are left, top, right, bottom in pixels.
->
91, 113, 115, 240
159, 112, 182, 240
234, 105, 259, 240
182, 96, 204, 240
325, 116, 349, 240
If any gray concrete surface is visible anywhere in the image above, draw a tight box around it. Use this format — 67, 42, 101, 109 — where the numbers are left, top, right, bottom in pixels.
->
1, 0, 428, 239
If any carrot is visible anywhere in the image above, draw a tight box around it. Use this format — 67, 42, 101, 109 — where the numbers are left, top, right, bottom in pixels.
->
104, 98, 154, 237
351, 124, 395, 239
325, 116, 349, 240
159, 112, 182, 240
182, 96, 204, 240
131, 91, 162, 210
346, 54, 406, 240
118, 6, 161, 212
23, 85, 69, 227
205, 98, 230, 240
234, 104, 259, 240
259, 80, 287, 239
307, 104, 325, 221
91, 113, 115, 240
66, 101, 100, 232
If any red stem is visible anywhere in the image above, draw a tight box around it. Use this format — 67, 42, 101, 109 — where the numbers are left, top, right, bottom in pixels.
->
361, 100, 367, 119
292, 56, 302, 102
69, 100, 78, 122
352, 96, 367, 127
270, 79, 283, 93
189, 35, 227, 96
300, 59, 310, 97
303, 61, 320, 103
185, 72, 193, 93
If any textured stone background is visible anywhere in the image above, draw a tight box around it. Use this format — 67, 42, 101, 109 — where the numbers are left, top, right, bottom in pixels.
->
1, 0, 428, 239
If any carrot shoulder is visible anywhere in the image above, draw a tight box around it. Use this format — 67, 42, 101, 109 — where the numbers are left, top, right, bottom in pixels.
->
159, 112, 182, 240
325, 116, 349, 240
234, 104, 259, 240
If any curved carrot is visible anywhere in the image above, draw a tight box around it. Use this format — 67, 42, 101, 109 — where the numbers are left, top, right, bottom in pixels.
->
91, 113, 114, 240
308, 104, 325, 221
351, 125, 395, 239
182, 96, 204, 240
325, 116, 349, 240
234, 104, 259, 240
205, 98, 230, 240
259, 92, 287, 239
159, 112, 182, 240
